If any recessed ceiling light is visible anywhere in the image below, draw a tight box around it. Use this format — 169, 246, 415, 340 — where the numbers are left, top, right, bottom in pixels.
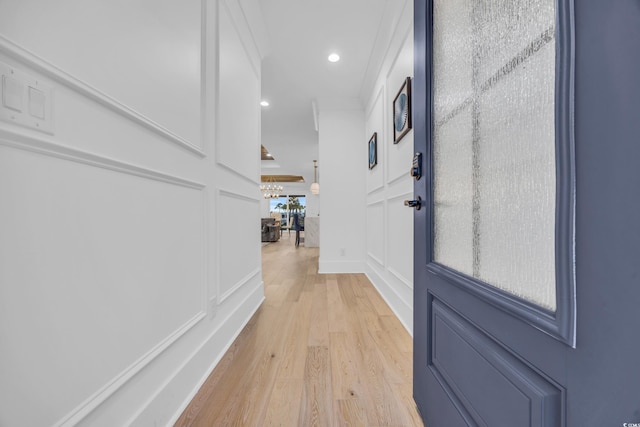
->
260, 100, 270, 107
328, 53, 340, 63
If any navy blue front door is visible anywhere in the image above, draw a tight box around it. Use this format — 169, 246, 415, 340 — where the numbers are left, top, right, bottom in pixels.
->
413, 1, 640, 426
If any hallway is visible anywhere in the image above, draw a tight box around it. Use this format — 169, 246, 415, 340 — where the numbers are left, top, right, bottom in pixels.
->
175, 237, 423, 426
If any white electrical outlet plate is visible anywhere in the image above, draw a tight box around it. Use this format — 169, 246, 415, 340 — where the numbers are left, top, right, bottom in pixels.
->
0, 61, 53, 134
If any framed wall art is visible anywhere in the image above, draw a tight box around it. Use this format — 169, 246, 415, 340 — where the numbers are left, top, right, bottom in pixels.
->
368, 132, 378, 169
393, 77, 412, 143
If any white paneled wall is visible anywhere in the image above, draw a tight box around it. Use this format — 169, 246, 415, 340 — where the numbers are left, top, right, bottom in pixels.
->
0, 1, 265, 426
318, 107, 366, 273
0, 0, 203, 149
363, 0, 415, 334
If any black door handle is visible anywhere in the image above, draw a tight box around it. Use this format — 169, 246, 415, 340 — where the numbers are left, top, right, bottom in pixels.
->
404, 196, 421, 210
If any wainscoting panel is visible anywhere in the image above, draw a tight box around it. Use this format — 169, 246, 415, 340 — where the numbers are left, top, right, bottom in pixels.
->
0, 143, 206, 427
386, 188, 414, 291
217, 189, 261, 302
0, 1, 203, 148
366, 86, 385, 194
386, 28, 414, 185
366, 201, 385, 268
363, 1, 414, 336
216, 0, 261, 183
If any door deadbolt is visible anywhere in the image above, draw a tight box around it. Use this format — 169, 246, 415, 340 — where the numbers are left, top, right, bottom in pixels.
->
411, 152, 422, 180
404, 196, 421, 210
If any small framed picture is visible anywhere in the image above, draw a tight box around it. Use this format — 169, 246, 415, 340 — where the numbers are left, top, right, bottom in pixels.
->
368, 132, 378, 169
393, 77, 412, 143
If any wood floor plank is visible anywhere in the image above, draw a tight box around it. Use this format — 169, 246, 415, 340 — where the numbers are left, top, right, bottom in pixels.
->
277, 291, 313, 380
336, 399, 366, 427
362, 285, 395, 317
299, 346, 334, 426
390, 381, 424, 427
263, 378, 304, 427
329, 332, 363, 400
175, 238, 423, 426
307, 279, 329, 347
327, 278, 348, 333
379, 315, 413, 354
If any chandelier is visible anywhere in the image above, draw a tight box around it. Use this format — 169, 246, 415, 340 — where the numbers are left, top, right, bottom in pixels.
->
260, 176, 283, 199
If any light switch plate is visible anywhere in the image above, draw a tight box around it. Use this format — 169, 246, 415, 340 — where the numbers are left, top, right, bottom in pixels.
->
2, 75, 24, 112
29, 86, 46, 119
0, 61, 53, 134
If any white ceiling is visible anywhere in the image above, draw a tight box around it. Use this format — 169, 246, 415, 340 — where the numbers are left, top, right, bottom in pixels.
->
258, 0, 405, 185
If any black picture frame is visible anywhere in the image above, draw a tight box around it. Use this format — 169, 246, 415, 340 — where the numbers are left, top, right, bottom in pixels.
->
393, 77, 412, 143
368, 132, 378, 169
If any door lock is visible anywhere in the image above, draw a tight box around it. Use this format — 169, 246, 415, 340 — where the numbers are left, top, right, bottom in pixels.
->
411, 152, 422, 180
404, 196, 421, 210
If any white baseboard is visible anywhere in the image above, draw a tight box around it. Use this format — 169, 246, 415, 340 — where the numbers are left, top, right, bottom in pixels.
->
125, 282, 265, 427
365, 264, 413, 336
318, 260, 365, 274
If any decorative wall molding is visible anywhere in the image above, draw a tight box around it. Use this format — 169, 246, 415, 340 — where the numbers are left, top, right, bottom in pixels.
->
365, 266, 413, 335
366, 197, 385, 207
386, 170, 412, 187
367, 252, 385, 269
0, 127, 206, 190
386, 189, 413, 204
219, 268, 261, 303
0, 35, 206, 158
165, 281, 265, 426
199, 0, 210, 158
53, 311, 207, 427
359, 0, 412, 100
216, 188, 261, 305
366, 86, 385, 123
217, 161, 261, 186
388, 266, 413, 291
367, 183, 385, 196
384, 24, 413, 82
221, 0, 260, 79
218, 187, 261, 203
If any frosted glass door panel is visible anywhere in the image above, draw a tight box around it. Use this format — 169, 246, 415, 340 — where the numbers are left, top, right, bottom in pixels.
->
432, 0, 557, 311
477, 41, 556, 309
474, 0, 555, 85
433, 0, 473, 120
433, 107, 474, 274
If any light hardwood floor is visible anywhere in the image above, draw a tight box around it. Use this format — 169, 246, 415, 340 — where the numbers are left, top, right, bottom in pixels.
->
175, 235, 423, 426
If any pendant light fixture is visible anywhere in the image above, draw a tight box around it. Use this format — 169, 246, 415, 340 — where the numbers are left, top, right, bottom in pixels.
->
310, 160, 320, 195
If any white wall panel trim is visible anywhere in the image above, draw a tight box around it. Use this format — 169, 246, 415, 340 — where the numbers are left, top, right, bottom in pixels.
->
365, 266, 413, 335
218, 187, 261, 203
220, 0, 260, 79
216, 161, 261, 187
219, 268, 261, 303
366, 86, 385, 122
367, 198, 385, 207
367, 184, 385, 196
384, 25, 413, 82
216, 188, 261, 304
166, 281, 265, 426
388, 266, 413, 291
386, 189, 413, 202
0, 35, 206, 158
387, 170, 412, 187
199, 0, 209, 157
0, 128, 205, 190
53, 312, 207, 427
367, 252, 385, 268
